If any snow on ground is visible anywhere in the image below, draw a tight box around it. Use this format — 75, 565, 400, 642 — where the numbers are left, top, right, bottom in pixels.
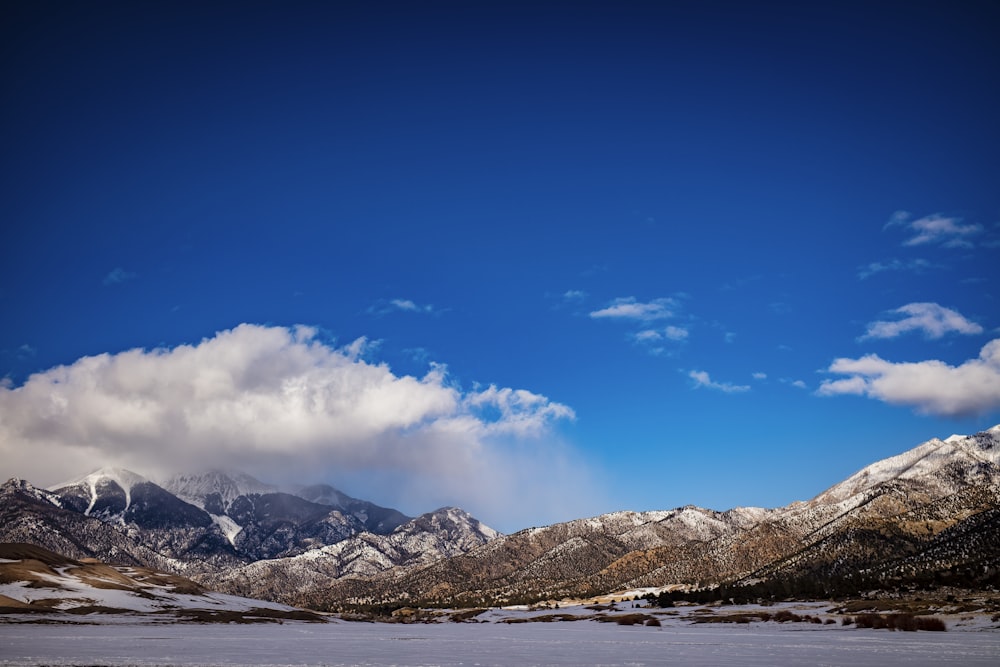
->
1, 616, 998, 667
1, 600, 998, 666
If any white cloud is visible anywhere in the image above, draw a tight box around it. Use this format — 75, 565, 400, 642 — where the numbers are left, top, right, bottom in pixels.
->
857, 258, 935, 280
562, 290, 588, 302
390, 298, 423, 312
752, 372, 767, 380
590, 297, 677, 321
664, 326, 689, 341
368, 298, 439, 316
861, 302, 983, 340
103, 267, 136, 286
817, 339, 1000, 418
791, 380, 807, 389
633, 326, 689, 344
633, 329, 662, 343
885, 211, 983, 248
0, 324, 590, 530
689, 370, 750, 393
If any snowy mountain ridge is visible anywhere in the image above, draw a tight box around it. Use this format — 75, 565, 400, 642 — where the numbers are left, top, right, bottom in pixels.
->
811, 425, 1000, 506
53, 467, 151, 517
293, 425, 1000, 609
0, 466, 499, 598
2, 424, 998, 609
162, 470, 278, 514
199, 506, 501, 600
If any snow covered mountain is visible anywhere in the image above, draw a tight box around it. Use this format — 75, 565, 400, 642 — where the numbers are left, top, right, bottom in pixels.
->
199, 507, 500, 604
159, 470, 358, 555
812, 424, 1000, 505
306, 425, 1000, 608
294, 483, 411, 534
164, 470, 278, 514
0, 467, 496, 591
54, 468, 216, 531
159, 471, 411, 557
2, 425, 997, 609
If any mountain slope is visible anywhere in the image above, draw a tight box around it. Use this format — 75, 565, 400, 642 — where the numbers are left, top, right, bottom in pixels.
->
294, 483, 410, 534
1, 470, 500, 602
0, 478, 191, 573
302, 426, 1000, 607
162, 471, 377, 559
3, 425, 997, 610
49, 469, 238, 565
0, 543, 323, 622
197, 507, 499, 605
54, 468, 215, 531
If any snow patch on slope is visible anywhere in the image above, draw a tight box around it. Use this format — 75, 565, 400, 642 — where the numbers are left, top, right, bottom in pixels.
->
211, 514, 244, 546
53, 467, 149, 515
163, 471, 276, 512
813, 427, 1000, 505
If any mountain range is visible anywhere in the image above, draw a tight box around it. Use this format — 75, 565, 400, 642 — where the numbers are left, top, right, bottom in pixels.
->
2, 425, 999, 610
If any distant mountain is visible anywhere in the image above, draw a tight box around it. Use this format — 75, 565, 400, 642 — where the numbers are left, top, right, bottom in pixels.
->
164, 470, 278, 513
198, 507, 500, 604
54, 468, 215, 531
160, 471, 355, 558
299, 425, 1000, 608
161, 471, 410, 558
0, 466, 495, 597
0, 478, 198, 572
294, 483, 410, 534
2, 425, 997, 610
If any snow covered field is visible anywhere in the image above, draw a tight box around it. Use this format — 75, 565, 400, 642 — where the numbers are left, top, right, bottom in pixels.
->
2, 615, 998, 667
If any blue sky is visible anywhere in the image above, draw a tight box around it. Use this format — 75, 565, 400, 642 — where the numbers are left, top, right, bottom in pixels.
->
2, 1, 999, 532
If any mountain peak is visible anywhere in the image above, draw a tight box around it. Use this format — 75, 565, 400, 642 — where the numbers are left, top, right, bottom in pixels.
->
162, 470, 277, 511
811, 425, 1000, 507
52, 467, 149, 494
48, 467, 153, 518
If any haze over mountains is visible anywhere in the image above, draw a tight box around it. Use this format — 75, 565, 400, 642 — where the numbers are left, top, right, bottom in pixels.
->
2, 425, 998, 610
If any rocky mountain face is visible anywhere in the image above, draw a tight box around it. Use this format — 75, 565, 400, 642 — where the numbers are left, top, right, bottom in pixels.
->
197, 507, 499, 603
296, 425, 1000, 609
293, 483, 411, 535
2, 425, 998, 609
160, 472, 411, 557
0, 468, 496, 586
0, 478, 189, 573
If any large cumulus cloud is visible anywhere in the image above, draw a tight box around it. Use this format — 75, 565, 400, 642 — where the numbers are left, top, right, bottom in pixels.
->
817, 339, 1000, 418
0, 324, 592, 530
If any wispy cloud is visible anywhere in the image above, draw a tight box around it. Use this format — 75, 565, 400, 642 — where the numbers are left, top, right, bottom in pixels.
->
860, 303, 983, 340
689, 370, 750, 393
0, 324, 590, 529
633, 326, 689, 343
562, 290, 588, 303
885, 211, 983, 248
752, 372, 767, 380
857, 258, 936, 280
817, 339, 1000, 418
628, 325, 689, 356
590, 297, 677, 321
369, 298, 440, 316
103, 267, 136, 286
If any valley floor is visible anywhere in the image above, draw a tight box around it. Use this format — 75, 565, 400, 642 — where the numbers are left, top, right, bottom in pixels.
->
2, 601, 998, 667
